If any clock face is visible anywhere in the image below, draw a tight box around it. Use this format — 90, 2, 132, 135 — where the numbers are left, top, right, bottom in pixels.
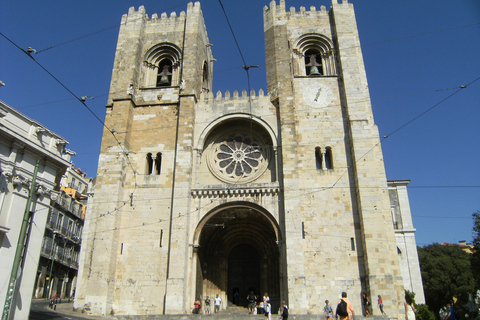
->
303, 83, 333, 108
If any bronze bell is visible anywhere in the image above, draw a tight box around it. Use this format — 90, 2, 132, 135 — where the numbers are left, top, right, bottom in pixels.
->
306, 54, 322, 76
309, 66, 321, 75
157, 65, 172, 85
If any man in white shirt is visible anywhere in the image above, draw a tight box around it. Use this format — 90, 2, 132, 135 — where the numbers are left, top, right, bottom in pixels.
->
214, 294, 222, 313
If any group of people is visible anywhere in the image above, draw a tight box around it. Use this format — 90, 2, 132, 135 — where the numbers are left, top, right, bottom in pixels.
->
323, 291, 388, 320
193, 290, 438, 319
246, 292, 289, 319
193, 294, 222, 314
193, 291, 288, 319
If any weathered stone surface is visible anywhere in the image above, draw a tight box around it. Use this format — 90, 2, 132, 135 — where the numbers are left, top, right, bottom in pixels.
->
74, 1, 423, 319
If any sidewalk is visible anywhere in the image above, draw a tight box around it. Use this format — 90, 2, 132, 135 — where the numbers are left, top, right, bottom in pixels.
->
44, 299, 106, 319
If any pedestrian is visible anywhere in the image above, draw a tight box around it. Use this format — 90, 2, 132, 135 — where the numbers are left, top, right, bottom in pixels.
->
362, 292, 370, 317
204, 296, 211, 314
280, 300, 289, 320
247, 291, 257, 314
335, 292, 355, 320
264, 301, 271, 320
377, 295, 386, 315
445, 303, 456, 320
404, 294, 416, 320
193, 298, 201, 314
324, 300, 333, 320
214, 294, 222, 313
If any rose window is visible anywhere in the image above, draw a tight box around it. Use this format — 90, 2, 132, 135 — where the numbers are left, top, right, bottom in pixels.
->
207, 130, 270, 184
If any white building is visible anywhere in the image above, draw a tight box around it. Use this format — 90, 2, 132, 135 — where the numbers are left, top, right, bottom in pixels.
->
389, 180, 426, 304
0, 100, 71, 320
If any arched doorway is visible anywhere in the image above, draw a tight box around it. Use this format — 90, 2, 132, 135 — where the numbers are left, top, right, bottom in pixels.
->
196, 204, 281, 311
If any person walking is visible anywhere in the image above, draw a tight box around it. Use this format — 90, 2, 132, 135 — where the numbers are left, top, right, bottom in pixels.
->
405, 294, 416, 320
335, 292, 355, 320
264, 301, 272, 320
204, 296, 211, 314
377, 295, 386, 315
324, 300, 333, 320
362, 292, 370, 317
214, 294, 222, 314
279, 300, 289, 320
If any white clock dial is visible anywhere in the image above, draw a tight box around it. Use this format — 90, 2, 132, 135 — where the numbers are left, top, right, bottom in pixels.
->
303, 83, 333, 108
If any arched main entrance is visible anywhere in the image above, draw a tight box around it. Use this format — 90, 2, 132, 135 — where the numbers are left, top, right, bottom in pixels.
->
196, 204, 281, 311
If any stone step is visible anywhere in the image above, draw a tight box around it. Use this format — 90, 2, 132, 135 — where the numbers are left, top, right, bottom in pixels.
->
113, 314, 390, 320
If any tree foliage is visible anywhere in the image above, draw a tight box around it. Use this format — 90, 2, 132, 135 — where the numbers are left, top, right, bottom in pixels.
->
471, 210, 480, 291
418, 243, 474, 319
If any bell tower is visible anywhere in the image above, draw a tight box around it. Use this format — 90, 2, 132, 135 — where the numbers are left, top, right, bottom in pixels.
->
264, 0, 405, 317
75, 2, 214, 315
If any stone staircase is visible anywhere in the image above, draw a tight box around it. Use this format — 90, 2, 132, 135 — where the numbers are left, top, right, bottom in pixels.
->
110, 302, 391, 320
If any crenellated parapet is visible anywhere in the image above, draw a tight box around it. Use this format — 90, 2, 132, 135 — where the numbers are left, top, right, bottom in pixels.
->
264, 0, 351, 25
120, 2, 206, 35
200, 88, 267, 102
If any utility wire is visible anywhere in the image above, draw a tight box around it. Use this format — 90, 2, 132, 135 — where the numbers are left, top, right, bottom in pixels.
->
34, 2, 191, 54
381, 75, 480, 140
0, 32, 138, 179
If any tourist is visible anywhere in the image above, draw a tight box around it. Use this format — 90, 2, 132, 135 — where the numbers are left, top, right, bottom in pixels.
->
193, 298, 201, 314
204, 296, 211, 314
280, 300, 289, 319
404, 294, 416, 320
247, 291, 257, 314
362, 292, 370, 317
324, 300, 333, 320
336, 292, 355, 320
378, 295, 386, 315
214, 294, 222, 313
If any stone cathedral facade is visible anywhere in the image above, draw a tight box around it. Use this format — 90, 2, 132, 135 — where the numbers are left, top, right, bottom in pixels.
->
75, 1, 424, 317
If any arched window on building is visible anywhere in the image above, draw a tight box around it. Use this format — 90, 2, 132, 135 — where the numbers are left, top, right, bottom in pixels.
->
202, 61, 209, 93
143, 43, 182, 88
146, 152, 162, 175
315, 147, 323, 170
154, 153, 162, 175
293, 33, 336, 77
325, 147, 333, 169
146, 153, 153, 175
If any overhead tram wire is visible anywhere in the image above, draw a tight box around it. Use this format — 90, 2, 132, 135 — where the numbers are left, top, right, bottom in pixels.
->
380, 75, 480, 140
33, 2, 191, 54
0, 31, 139, 200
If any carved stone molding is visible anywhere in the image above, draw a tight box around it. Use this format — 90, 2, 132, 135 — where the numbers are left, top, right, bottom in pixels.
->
12, 174, 30, 189
191, 186, 280, 198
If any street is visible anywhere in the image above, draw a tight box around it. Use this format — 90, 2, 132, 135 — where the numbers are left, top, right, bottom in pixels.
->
29, 299, 99, 320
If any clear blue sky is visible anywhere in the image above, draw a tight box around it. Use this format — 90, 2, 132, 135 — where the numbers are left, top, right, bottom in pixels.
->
1, 0, 479, 247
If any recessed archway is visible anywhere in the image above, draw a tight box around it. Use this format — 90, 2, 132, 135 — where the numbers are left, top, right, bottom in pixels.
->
194, 203, 281, 310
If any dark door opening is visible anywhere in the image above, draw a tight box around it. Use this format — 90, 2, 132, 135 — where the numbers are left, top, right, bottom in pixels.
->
227, 244, 260, 307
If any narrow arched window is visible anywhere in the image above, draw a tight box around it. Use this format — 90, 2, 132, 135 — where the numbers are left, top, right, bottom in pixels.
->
157, 59, 173, 87
315, 147, 322, 170
146, 153, 153, 174
293, 33, 337, 77
154, 153, 162, 175
305, 49, 323, 76
325, 147, 333, 169
143, 42, 182, 88
202, 61, 209, 92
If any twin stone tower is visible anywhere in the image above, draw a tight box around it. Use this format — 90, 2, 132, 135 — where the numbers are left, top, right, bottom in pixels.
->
74, 1, 422, 318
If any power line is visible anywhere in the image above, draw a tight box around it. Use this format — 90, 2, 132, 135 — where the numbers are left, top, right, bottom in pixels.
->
33, 2, 192, 54
0, 31, 138, 182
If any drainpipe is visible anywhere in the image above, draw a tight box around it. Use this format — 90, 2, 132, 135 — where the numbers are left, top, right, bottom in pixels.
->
2, 159, 40, 320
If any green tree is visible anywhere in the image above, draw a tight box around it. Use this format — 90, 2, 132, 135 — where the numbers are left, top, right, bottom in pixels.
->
418, 243, 474, 319
406, 289, 435, 320
471, 210, 480, 291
